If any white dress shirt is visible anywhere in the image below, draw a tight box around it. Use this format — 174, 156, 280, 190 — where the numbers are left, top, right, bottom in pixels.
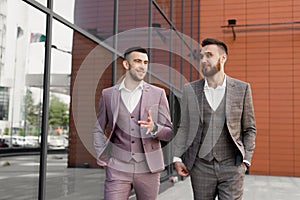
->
204, 76, 226, 111
119, 79, 144, 113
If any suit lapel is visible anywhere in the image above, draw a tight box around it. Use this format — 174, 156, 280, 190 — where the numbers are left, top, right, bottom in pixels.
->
111, 84, 121, 130
196, 79, 205, 123
140, 82, 150, 121
225, 76, 234, 118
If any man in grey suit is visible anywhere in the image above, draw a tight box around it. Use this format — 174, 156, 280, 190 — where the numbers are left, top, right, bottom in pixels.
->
173, 38, 257, 200
93, 46, 173, 200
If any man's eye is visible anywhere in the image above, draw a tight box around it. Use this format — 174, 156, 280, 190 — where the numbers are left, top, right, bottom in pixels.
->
134, 59, 142, 63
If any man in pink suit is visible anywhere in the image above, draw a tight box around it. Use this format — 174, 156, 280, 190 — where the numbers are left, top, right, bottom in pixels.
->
93, 46, 173, 200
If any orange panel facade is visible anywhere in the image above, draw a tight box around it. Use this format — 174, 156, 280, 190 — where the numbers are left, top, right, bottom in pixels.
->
199, 0, 300, 176
70, 0, 300, 177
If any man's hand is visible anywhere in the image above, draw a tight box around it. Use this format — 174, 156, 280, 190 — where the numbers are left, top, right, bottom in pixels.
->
243, 163, 248, 172
174, 162, 190, 177
97, 159, 107, 169
138, 110, 155, 135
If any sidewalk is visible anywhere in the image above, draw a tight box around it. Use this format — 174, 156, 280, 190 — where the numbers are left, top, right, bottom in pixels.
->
158, 174, 300, 200
1, 154, 300, 200
158, 177, 193, 200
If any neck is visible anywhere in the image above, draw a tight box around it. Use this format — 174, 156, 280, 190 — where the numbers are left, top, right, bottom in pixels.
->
206, 72, 225, 89
124, 77, 142, 91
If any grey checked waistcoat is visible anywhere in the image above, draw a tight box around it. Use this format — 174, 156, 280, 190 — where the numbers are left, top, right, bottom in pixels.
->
198, 94, 238, 162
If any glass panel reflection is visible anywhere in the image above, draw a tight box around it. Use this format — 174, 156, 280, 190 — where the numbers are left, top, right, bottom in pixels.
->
53, 0, 75, 23
74, 0, 114, 40
44, 27, 117, 198
0, 0, 46, 199
0, 0, 46, 147
48, 19, 72, 150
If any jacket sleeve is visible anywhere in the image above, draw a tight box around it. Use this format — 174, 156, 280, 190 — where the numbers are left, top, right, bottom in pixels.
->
93, 90, 109, 166
153, 89, 173, 142
173, 84, 191, 158
242, 83, 257, 164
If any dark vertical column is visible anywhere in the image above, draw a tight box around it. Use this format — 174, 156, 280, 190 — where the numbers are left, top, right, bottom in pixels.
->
112, 0, 118, 85
190, 0, 193, 81
197, 0, 201, 79
147, 0, 153, 82
180, 0, 184, 88
168, 0, 174, 176
38, 0, 53, 199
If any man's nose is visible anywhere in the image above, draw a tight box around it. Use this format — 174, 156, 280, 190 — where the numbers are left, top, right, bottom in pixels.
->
201, 57, 208, 63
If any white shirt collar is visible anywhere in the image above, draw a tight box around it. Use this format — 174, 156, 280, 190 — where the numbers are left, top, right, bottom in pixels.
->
204, 75, 227, 89
119, 79, 144, 92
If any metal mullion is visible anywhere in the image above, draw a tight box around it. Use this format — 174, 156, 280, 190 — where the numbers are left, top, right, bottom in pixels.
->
180, 0, 184, 88
112, 0, 118, 85
198, 0, 201, 79
38, 0, 53, 199
148, 0, 153, 82
168, 0, 174, 178
190, 0, 193, 81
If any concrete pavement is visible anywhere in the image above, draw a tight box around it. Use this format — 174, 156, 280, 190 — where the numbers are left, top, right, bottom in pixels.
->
158, 174, 300, 200
1, 154, 300, 200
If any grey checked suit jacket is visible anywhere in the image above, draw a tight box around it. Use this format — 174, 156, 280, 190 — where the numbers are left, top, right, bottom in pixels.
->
173, 75, 256, 170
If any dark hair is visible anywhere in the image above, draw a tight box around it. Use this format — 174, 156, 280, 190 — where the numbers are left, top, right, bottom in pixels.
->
124, 46, 148, 59
201, 38, 228, 55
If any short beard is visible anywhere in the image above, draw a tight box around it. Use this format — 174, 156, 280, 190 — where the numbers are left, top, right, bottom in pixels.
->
129, 70, 143, 82
202, 58, 221, 77
128, 65, 144, 82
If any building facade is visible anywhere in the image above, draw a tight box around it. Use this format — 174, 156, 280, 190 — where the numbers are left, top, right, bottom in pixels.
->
1, 0, 300, 199
69, 0, 300, 177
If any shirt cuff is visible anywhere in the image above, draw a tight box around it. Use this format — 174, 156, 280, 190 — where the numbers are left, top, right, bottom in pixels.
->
243, 160, 251, 167
150, 123, 158, 137
97, 159, 107, 167
173, 156, 182, 163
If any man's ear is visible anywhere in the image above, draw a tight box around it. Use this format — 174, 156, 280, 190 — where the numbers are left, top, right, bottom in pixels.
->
123, 60, 129, 70
221, 54, 227, 63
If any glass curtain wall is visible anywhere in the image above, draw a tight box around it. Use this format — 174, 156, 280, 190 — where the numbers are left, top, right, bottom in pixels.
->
0, 0, 46, 199
0, 0, 200, 199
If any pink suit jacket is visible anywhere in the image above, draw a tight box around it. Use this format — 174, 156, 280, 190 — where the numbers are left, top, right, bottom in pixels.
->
93, 82, 173, 173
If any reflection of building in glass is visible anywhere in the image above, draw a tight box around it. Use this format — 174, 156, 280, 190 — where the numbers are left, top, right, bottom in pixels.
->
0, 0, 6, 77
0, 0, 71, 143
0, 87, 9, 121
0, 0, 28, 136
0, 0, 7, 134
